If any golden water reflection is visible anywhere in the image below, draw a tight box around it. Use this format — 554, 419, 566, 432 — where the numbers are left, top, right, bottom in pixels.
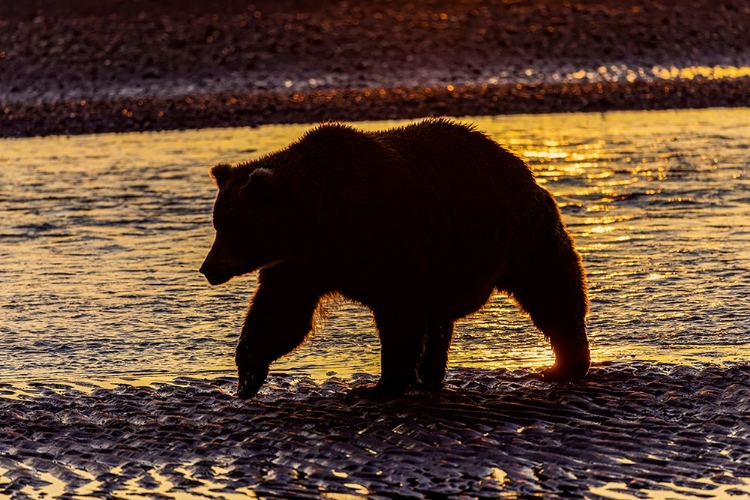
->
590, 476, 750, 499
0, 464, 262, 500
0, 108, 748, 388
0, 460, 517, 500
562, 64, 750, 83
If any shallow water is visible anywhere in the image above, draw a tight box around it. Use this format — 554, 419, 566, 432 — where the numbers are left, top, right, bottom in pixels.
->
1, 108, 748, 385
1, 109, 749, 498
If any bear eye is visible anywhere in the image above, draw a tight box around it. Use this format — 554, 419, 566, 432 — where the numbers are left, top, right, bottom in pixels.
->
212, 215, 226, 232
212, 204, 234, 232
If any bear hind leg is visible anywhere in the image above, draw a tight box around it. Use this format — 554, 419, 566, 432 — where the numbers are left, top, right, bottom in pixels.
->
503, 262, 590, 380
347, 307, 427, 400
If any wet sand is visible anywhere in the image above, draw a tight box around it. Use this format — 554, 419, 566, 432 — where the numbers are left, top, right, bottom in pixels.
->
1, 362, 749, 497
1, 0, 749, 137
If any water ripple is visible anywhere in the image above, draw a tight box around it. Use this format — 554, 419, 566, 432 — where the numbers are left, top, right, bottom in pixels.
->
0, 109, 748, 386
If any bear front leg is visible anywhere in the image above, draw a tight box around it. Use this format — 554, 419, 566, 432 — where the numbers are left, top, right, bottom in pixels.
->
417, 322, 454, 390
347, 308, 427, 400
236, 265, 323, 399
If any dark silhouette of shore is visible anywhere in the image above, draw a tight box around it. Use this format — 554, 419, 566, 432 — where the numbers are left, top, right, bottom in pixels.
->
1, 0, 748, 137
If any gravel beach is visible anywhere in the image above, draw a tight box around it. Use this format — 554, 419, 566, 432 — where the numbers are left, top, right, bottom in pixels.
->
1, 0, 749, 137
2, 363, 749, 498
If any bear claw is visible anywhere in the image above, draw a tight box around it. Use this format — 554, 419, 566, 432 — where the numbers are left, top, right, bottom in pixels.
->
542, 363, 589, 381
236, 364, 269, 399
345, 382, 408, 402
412, 380, 444, 392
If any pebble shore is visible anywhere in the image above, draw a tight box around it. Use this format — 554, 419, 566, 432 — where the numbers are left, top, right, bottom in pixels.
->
1, 0, 748, 137
2, 362, 749, 498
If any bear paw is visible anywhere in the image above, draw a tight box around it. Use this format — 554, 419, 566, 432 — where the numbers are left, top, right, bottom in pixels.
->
542, 362, 589, 381
236, 363, 270, 399
412, 379, 444, 392
345, 381, 408, 402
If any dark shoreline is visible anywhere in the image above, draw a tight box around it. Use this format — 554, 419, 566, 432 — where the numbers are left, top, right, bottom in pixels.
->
3, 77, 750, 138
2, 0, 748, 138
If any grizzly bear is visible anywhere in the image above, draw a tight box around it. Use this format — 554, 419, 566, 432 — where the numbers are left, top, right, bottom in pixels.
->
200, 118, 590, 400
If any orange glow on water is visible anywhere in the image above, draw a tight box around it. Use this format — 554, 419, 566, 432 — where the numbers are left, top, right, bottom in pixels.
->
563, 64, 750, 83
0, 108, 748, 387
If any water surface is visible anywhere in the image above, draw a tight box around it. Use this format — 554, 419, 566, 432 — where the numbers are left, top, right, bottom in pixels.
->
1, 108, 748, 387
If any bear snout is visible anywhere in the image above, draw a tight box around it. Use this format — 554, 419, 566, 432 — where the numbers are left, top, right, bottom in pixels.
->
201, 236, 247, 285
199, 263, 232, 286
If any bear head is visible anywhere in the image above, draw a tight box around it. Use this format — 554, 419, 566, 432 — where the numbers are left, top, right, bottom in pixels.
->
200, 162, 301, 286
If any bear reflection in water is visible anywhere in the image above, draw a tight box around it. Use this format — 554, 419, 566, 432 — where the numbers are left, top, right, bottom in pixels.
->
200, 119, 590, 400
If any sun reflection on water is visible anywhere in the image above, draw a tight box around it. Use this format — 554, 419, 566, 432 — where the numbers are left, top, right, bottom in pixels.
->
590, 476, 750, 500
2, 463, 265, 500
562, 64, 750, 83
0, 108, 748, 387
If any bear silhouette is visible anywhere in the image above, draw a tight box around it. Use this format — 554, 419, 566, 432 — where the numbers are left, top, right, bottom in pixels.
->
200, 119, 590, 400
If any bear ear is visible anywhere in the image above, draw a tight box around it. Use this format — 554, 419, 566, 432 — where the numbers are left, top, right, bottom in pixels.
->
210, 163, 233, 188
244, 167, 279, 197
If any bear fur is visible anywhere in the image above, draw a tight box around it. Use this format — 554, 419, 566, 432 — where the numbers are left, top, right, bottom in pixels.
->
200, 119, 590, 399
